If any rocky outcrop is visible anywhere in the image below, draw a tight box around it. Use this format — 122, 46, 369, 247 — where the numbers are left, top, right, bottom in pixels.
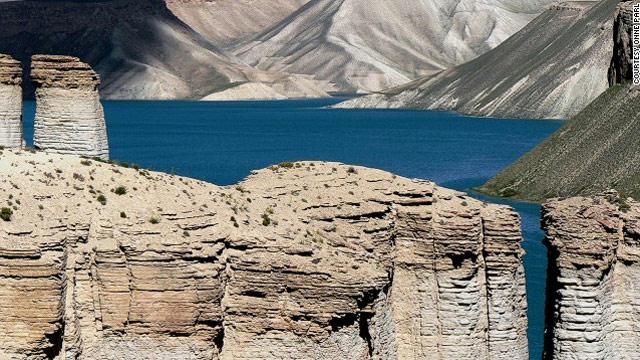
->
609, 0, 636, 85
31, 55, 109, 160
479, 0, 640, 202
0, 53, 22, 148
541, 192, 640, 359
337, 0, 618, 120
0, 151, 528, 359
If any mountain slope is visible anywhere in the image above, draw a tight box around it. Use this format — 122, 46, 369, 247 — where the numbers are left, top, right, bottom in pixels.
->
0, 0, 327, 100
338, 0, 617, 120
233, 0, 558, 93
166, 0, 309, 47
479, 1, 640, 201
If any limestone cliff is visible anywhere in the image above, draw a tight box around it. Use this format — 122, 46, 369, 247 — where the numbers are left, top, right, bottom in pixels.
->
337, 0, 617, 120
31, 55, 110, 160
479, 0, 640, 201
0, 151, 528, 359
542, 192, 640, 359
0, 54, 22, 148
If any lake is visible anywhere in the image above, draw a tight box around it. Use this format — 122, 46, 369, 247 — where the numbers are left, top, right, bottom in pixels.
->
23, 99, 562, 359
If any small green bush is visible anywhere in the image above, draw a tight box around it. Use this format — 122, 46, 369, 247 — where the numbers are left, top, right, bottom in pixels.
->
120, 211, 127, 218
278, 161, 295, 169
149, 216, 160, 224
0, 207, 13, 221
114, 186, 127, 195
97, 195, 107, 205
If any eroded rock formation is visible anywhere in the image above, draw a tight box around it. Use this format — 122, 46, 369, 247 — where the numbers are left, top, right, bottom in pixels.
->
542, 192, 640, 359
609, 0, 636, 85
0, 151, 528, 359
0, 53, 22, 148
31, 55, 109, 160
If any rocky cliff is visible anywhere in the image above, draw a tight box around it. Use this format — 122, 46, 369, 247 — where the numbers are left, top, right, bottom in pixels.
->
0, 54, 22, 148
542, 192, 640, 359
609, 0, 636, 85
336, 0, 617, 120
0, 151, 528, 359
479, 0, 640, 201
31, 55, 110, 160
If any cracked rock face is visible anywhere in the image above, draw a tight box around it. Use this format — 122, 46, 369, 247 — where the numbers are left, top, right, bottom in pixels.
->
0, 54, 22, 148
542, 192, 640, 359
0, 151, 528, 359
31, 55, 109, 160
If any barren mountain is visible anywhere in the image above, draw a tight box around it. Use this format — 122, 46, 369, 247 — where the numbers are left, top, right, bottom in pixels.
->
338, 0, 617, 120
0, 0, 328, 100
233, 0, 558, 93
166, 0, 309, 47
479, 1, 640, 201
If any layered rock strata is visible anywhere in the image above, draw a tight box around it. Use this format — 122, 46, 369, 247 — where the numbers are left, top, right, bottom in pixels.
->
31, 55, 109, 160
0, 53, 22, 148
0, 151, 527, 359
542, 192, 640, 359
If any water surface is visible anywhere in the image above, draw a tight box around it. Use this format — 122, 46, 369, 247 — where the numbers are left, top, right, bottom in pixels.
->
24, 99, 562, 359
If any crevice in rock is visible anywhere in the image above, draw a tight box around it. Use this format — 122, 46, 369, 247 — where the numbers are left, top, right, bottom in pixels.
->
43, 322, 65, 360
542, 237, 559, 360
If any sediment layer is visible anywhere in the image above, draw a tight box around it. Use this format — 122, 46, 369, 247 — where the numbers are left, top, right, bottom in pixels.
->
32, 55, 109, 160
542, 192, 640, 359
0, 54, 22, 148
0, 151, 527, 359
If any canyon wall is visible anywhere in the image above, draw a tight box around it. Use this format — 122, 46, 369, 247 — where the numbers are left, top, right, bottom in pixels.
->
542, 192, 640, 359
31, 55, 109, 160
0, 54, 22, 148
0, 151, 528, 360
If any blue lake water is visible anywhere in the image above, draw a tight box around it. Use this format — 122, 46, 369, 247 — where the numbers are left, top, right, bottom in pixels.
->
24, 99, 562, 359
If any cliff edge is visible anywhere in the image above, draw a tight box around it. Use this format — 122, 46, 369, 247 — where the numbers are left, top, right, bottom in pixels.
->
0, 151, 528, 360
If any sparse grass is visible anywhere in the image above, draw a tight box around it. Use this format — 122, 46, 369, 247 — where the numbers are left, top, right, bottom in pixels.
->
1, 207, 13, 221
80, 160, 92, 166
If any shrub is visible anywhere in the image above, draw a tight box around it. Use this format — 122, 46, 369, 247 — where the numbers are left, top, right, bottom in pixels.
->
80, 160, 92, 166
278, 161, 295, 169
347, 167, 358, 174
0, 207, 13, 221
97, 195, 107, 205
149, 216, 160, 224
120, 211, 127, 218
114, 186, 127, 195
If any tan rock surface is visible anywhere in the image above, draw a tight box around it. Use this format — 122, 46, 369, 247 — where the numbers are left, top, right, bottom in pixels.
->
0, 151, 527, 359
31, 55, 109, 160
542, 191, 640, 359
0, 53, 22, 148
